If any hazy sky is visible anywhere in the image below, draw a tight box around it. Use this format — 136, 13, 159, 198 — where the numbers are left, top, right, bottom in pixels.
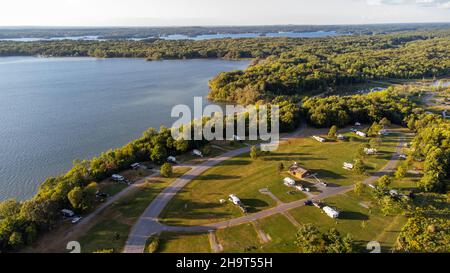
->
0, 0, 449, 26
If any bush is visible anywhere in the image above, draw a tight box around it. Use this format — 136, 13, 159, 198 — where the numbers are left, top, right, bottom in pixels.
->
160, 163, 173, 178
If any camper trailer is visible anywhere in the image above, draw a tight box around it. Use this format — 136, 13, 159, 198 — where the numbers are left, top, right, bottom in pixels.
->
323, 206, 339, 218
284, 177, 296, 187
228, 194, 242, 206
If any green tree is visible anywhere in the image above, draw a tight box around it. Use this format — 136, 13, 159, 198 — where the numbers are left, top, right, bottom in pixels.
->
353, 159, 367, 175
160, 163, 173, 178
250, 146, 258, 160
150, 144, 167, 164
8, 231, 23, 249
0, 199, 21, 219
379, 117, 391, 127
328, 125, 338, 138
354, 181, 365, 196
295, 224, 323, 253
395, 165, 407, 179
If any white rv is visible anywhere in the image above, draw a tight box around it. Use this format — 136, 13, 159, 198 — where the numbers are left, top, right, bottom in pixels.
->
343, 162, 354, 170
192, 149, 203, 157
322, 206, 339, 218
364, 148, 377, 155
283, 177, 296, 187
312, 135, 326, 143
356, 131, 367, 138
228, 194, 242, 205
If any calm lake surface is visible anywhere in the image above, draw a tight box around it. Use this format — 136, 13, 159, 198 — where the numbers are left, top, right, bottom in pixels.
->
0, 57, 249, 200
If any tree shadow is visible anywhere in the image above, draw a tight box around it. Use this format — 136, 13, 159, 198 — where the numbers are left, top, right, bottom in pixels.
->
241, 198, 270, 213
338, 211, 369, 220
196, 174, 241, 181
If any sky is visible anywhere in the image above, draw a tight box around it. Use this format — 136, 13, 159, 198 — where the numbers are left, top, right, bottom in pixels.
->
0, 0, 449, 26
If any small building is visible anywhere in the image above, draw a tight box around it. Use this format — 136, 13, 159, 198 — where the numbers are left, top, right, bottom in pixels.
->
167, 156, 177, 163
323, 206, 339, 219
61, 209, 75, 218
288, 162, 310, 179
356, 131, 367, 138
130, 163, 141, 170
312, 135, 326, 143
192, 149, 203, 157
364, 147, 377, 155
343, 162, 354, 170
111, 174, 125, 182
284, 177, 296, 187
228, 194, 242, 206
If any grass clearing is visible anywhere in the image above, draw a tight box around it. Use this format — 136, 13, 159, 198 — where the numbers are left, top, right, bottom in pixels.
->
160, 127, 403, 226
288, 190, 406, 252
156, 232, 212, 253
216, 223, 262, 253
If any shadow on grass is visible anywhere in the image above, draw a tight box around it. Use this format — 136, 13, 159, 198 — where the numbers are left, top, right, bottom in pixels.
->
338, 211, 369, 220
218, 160, 252, 166
196, 174, 241, 181
241, 198, 270, 213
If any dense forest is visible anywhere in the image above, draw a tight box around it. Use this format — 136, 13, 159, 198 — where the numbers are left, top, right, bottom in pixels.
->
208, 34, 450, 103
2, 31, 449, 105
1, 23, 449, 39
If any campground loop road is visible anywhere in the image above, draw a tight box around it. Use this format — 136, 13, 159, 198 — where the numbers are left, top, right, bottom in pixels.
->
124, 126, 406, 253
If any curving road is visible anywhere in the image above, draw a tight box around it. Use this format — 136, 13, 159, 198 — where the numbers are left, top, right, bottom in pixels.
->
124, 128, 405, 253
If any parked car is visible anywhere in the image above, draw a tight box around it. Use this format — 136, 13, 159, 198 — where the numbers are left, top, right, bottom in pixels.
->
111, 174, 125, 182
71, 217, 82, 224
304, 200, 313, 206
130, 163, 141, 170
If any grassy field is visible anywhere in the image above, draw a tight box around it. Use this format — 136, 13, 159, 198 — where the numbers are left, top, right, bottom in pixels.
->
160, 127, 404, 226
156, 232, 212, 253
76, 167, 191, 253
288, 190, 406, 252
215, 223, 262, 253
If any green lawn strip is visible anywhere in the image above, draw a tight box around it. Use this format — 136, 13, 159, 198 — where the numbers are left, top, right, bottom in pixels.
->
215, 223, 262, 253
78, 219, 130, 253
160, 153, 277, 226
156, 232, 212, 253
288, 191, 404, 251
76, 167, 191, 253
255, 214, 299, 253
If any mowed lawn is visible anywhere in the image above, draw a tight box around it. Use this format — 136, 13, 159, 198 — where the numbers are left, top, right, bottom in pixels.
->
156, 232, 212, 253
288, 190, 406, 252
77, 167, 191, 253
160, 127, 403, 226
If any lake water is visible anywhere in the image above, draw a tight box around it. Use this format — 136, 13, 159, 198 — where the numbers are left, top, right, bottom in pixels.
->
0, 57, 249, 200
0, 31, 341, 42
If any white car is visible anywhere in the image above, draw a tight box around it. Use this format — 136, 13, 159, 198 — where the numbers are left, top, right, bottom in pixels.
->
71, 217, 82, 224
111, 174, 125, 182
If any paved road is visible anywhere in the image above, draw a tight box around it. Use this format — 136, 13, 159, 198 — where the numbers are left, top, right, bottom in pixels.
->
124, 129, 405, 253
123, 125, 308, 253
